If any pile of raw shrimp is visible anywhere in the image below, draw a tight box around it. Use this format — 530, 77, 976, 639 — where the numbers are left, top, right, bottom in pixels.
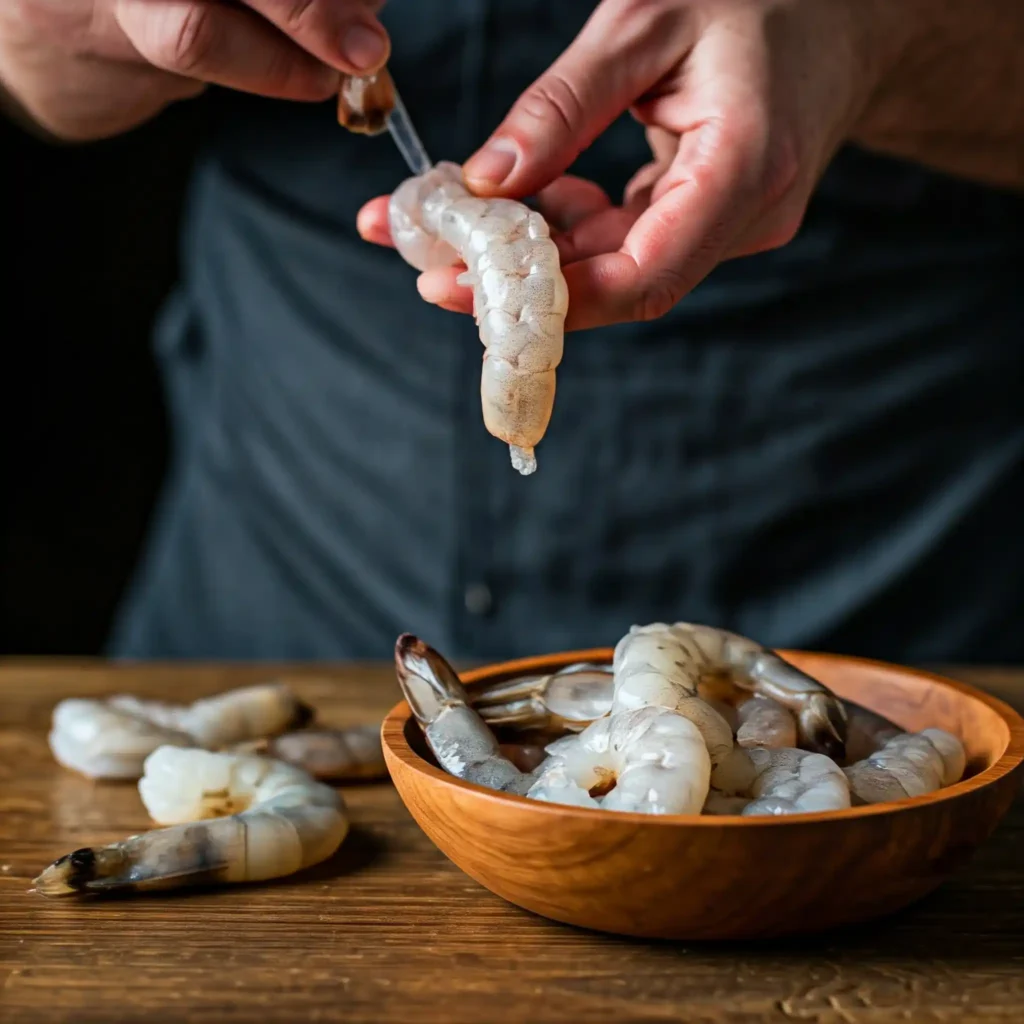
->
34, 683, 387, 898
396, 622, 968, 818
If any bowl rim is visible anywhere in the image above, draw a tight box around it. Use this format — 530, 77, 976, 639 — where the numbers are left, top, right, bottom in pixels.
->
382, 647, 1024, 828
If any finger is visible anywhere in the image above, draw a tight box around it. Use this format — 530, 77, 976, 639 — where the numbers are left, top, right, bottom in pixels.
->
240, 0, 390, 75
356, 195, 393, 246
561, 114, 768, 330
554, 204, 641, 265
115, 0, 342, 100
463, 0, 694, 196
725, 201, 805, 259
416, 268, 473, 313
534, 175, 612, 232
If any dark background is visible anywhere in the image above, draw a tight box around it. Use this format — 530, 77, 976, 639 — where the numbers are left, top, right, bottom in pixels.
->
3, 102, 209, 655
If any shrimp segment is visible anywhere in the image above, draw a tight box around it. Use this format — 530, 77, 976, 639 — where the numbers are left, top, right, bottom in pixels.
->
844, 729, 966, 805
614, 623, 847, 760
34, 747, 348, 897
388, 162, 567, 474
708, 747, 851, 817
528, 707, 712, 815
49, 683, 312, 781
231, 725, 387, 782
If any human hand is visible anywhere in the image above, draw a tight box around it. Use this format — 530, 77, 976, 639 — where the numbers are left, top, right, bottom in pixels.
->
358, 0, 914, 331
0, 0, 390, 141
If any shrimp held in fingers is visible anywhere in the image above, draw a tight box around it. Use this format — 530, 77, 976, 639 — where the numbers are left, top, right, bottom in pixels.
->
49, 683, 312, 781
33, 747, 348, 897
387, 162, 567, 475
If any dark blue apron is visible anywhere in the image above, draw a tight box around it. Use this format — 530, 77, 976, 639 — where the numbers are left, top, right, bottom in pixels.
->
109, 0, 1024, 662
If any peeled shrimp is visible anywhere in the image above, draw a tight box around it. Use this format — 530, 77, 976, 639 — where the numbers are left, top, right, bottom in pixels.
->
614, 623, 847, 759
844, 729, 966, 805
34, 746, 348, 897
231, 725, 386, 782
49, 684, 312, 780
388, 162, 567, 475
529, 707, 712, 815
708, 746, 851, 817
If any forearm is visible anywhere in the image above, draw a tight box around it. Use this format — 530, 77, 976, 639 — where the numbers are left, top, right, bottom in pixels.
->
854, 0, 1024, 190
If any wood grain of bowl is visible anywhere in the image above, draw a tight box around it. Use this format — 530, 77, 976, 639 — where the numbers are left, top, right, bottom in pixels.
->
381, 649, 1024, 941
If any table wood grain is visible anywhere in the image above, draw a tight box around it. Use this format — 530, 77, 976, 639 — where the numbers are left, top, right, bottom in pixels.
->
2, 661, 1023, 1023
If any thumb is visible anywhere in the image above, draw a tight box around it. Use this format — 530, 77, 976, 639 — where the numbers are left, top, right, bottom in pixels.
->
463, 1, 693, 198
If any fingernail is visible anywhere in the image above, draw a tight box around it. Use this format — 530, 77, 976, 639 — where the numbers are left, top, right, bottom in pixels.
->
464, 139, 519, 187
342, 23, 388, 71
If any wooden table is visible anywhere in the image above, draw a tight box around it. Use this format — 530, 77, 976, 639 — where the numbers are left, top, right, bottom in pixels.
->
2, 662, 1023, 1023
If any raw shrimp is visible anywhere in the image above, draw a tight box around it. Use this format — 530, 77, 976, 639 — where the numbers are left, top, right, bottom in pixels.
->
34, 746, 348, 897
614, 623, 848, 759
388, 162, 567, 475
394, 634, 540, 795
395, 634, 712, 815
231, 725, 386, 782
844, 729, 966, 805
473, 663, 612, 734
529, 707, 712, 815
709, 747, 851, 817
48, 683, 312, 780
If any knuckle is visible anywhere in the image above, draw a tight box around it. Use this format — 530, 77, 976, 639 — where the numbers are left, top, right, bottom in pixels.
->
153, 4, 218, 75
278, 0, 318, 34
760, 131, 801, 208
516, 71, 587, 138
638, 269, 688, 322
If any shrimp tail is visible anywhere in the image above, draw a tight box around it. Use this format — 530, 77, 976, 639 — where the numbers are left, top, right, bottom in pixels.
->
394, 634, 537, 795
798, 693, 848, 762
394, 633, 472, 727
33, 827, 230, 898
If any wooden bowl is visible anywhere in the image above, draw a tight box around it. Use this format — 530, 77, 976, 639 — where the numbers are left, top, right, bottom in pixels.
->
381, 649, 1024, 940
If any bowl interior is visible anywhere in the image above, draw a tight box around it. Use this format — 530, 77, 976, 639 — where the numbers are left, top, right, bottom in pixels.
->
399, 648, 1020, 790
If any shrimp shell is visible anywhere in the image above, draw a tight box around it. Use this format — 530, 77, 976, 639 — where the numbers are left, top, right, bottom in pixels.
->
388, 162, 567, 475
844, 729, 966, 804
33, 747, 348, 897
232, 725, 387, 782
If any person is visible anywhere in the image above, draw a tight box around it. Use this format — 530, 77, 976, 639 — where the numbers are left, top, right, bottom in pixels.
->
3, 1, 1022, 663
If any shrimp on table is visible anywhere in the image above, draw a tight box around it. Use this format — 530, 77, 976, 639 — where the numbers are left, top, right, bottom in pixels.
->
231, 725, 387, 782
33, 747, 348, 897
387, 163, 567, 475
844, 729, 966, 805
706, 747, 851, 817
48, 683, 312, 780
614, 623, 848, 760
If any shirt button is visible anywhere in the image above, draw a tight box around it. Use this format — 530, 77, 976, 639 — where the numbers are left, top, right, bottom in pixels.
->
464, 582, 493, 616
